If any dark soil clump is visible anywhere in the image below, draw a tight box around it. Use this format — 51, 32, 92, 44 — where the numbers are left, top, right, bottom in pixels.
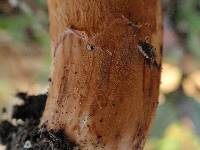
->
0, 93, 78, 150
13, 92, 47, 121
0, 120, 17, 145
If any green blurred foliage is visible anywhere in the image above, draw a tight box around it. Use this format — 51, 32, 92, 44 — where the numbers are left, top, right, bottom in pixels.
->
145, 0, 200, 149
146, 123, 200, 150
169, 0, 200, 59
0, 0, 51, 103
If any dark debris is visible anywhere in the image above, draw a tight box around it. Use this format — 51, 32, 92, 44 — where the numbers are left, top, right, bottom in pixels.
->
12, 92, 47, 121
0, 92, 78, 150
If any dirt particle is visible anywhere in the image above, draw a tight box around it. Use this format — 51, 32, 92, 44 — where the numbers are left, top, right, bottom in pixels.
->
115, 133, 121, 140
97, 135, 102, 139
23, 140, 32, 149
86, 44, 96, 51
2, 107, 6, 113
48, 78, 52, 82
112, 103, 116, 107
137, 40, 159, 68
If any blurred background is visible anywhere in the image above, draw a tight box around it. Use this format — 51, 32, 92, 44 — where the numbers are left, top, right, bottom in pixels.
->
0, 0, 200, 149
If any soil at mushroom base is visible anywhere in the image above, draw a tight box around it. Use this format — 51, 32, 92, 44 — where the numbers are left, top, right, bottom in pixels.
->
0, 92, 78, 150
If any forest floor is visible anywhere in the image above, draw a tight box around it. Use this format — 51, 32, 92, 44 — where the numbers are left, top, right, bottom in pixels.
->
0, 93, 78, 150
